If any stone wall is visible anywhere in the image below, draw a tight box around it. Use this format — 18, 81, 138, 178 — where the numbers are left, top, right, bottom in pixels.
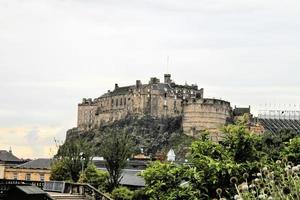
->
77, 74, 204, 130
182, 98, 232, 141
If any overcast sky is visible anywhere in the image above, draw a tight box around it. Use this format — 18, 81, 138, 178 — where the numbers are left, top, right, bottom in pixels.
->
1, 0, 300, 158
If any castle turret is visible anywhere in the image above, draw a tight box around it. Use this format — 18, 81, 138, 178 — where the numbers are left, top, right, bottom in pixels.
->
164, 74, 171, 84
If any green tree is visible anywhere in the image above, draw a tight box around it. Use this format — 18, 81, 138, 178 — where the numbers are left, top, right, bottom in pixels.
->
78, 164, 109, 191
111, 187, 134, 200
222, 124, 261, 163
51, 139, 93, 182
101, 128, 133, 191
50, 159, 72, 181
281, 136, 300, 163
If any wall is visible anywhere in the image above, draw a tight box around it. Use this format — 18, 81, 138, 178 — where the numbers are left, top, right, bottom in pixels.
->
182, 98, 232, 141
4, 168, 51, 181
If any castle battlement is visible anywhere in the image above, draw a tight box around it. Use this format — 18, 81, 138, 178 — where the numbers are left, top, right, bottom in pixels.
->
77, 74, 232, 139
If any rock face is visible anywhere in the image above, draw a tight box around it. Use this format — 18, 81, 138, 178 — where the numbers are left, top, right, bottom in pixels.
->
65, 115, 194, 159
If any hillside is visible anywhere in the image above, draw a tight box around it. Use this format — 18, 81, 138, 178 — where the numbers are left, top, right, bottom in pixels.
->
64, 115, 194, 160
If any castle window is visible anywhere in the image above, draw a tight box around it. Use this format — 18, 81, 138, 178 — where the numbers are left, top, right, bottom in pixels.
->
164, 93, 167, 98
124, 98, 126, 105
111, 99, 114, 106
120, 98, 123, 106
116, 99, 118, 106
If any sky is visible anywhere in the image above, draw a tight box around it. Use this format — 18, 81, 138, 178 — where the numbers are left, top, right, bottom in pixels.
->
1, 0, 300, 158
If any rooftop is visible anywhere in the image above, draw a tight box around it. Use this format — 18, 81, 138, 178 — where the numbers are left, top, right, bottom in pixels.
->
16, 158, 52, 170
0, 150, 21, 162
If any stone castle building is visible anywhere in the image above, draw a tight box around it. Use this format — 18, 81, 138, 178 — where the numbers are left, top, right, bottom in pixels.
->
77, 74, 232, 138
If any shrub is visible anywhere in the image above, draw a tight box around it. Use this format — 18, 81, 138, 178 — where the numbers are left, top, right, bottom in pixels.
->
232, 161, 300, 200
111, 187, 134, 200
78, 164, 109, 191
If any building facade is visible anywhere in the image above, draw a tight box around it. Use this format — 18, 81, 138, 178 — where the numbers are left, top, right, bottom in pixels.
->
77, 74, 232, 136
4, 159, 51, 182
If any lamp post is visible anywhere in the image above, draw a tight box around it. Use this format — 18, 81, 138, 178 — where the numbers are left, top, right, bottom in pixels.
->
79, 152, 84, 175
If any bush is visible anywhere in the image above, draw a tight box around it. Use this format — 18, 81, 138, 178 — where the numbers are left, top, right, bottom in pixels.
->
232, 161, 300, 200
111, 187, 134, 200
132, 189, 148, 200
50, 159, 72, 181
78, 164, 108, 191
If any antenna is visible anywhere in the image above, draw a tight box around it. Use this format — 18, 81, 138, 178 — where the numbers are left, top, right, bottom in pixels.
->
166, 56, 170, 74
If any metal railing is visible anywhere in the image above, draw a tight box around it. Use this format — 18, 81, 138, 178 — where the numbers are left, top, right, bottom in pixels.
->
67, 183, 113, 200
0, 179, 54, 200
44, 181, 113, 200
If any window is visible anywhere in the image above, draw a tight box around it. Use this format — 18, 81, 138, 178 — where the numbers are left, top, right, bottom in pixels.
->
13, 173, 18, 180
25, 173, 31, 181
120, 98, 123, 106
124, 98, 126, 105
116, 99, 118, 106
40, 174, 45, 182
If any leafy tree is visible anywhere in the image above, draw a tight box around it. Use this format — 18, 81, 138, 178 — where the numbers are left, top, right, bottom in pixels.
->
101, 128, 133, 191
50, 159, 72, 181
280, 136, 300, 163
78, 164, 109, 191
222, 124, 261, 163
51, 139, 93, 182
111, 187, 134, 200
262, 129, 297, 160
142, 161, 206, 200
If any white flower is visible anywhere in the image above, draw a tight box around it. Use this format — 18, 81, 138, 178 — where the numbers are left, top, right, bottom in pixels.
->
257, 173, 262, 177
258, 194, 267, 199
292, 166, 300, 173
276, 160, 282, 164
268, 197, 273, 200
234, 195, 240, 200
262, 167, 268, 172
241, 184, 248, 191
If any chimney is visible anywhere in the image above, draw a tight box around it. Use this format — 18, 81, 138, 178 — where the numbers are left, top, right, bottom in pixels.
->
164, 74, 171, 84
115, 83, 119, 90
136, 80, 142, 88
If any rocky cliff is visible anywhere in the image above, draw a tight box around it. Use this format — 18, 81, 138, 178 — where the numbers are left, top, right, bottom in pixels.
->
64, 115, 194, 160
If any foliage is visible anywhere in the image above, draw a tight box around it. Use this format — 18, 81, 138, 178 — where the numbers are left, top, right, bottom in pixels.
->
222, 124, 261, 163
142, 122, 300, 199
232, 161, 300, 200
51, 139, 93, 182
111, 187, 134, 200
261, 129, 297, 161
50, 159, 72, 181
281, 136, 300, 163
101, 128, 133, 191
78, 164, 109, 191
132, 189, 148, 200
142, 161, 206, 200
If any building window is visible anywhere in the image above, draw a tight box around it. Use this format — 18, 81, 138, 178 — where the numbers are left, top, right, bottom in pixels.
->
40, 174, 45, 182
116, 99, 118, 107
13, 173, 18, 180
25, 173, 31, 181
111, 99, 114, 106
124, 98, 126, 106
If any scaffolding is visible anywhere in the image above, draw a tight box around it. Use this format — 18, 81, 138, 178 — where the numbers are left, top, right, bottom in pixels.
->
258, 110, 300, 120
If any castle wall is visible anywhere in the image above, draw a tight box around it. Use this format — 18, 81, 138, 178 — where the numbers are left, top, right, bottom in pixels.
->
182, 98, 232, 141
77, 74, 207, 130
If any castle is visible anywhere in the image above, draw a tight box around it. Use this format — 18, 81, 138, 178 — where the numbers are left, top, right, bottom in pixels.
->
77, 74, 232, 140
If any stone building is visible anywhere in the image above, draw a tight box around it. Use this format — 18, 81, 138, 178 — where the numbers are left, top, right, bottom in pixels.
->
4, 159, 52, 182
77, 74, 232, 137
